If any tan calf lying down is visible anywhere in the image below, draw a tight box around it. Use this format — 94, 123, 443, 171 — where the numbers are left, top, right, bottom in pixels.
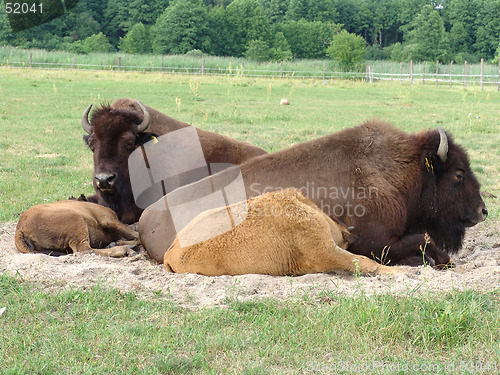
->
164, 189, 405, 276
15, 200, 139, 257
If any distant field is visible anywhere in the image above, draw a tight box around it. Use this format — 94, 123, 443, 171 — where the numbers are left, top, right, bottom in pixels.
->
1, 67, 498, 221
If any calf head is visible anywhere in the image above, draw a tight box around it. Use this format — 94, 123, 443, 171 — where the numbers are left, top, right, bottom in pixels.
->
418, 127, 487, 252
82, 101, 156, 223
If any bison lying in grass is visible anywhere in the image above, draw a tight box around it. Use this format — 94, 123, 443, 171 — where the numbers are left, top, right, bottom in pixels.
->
163, 189, 406, 276
15, 200, 139, 257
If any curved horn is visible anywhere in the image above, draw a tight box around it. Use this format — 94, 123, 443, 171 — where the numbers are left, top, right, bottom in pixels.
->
81, 103, 93, 134
436, 127, 448, 163
136, 101, 151, 132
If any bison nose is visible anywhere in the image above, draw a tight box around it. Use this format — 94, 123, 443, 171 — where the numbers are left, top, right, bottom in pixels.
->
95, 173, 116, 191
482, 206, 488, 220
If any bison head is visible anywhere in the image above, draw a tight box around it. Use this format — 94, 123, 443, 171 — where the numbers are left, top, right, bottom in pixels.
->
82, 101, 156, 223
417, 127, 487, 253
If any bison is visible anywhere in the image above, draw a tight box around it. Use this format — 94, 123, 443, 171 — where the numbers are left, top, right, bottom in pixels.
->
15, 200, 140, 257
81, 98, 267, 224
139, 120, 487, 267
164, 189, 406, 276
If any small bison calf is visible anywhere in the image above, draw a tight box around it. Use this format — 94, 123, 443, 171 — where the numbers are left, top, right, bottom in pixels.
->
15, 200, 140, 257
164, 189, 406, 276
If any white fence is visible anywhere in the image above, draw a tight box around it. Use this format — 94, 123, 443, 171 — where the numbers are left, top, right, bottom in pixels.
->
4, 53, 500, 90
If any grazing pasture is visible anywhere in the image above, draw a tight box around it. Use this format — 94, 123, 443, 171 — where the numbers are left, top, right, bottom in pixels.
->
0, 68, 499, 373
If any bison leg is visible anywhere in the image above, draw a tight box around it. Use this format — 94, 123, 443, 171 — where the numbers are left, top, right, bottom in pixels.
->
384, 234, 452, 269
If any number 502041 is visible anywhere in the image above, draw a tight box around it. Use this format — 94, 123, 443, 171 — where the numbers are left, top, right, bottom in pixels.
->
5, 2, 43, 14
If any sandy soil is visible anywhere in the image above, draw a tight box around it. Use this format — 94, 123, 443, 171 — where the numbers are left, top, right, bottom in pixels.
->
1, 220, 499, 309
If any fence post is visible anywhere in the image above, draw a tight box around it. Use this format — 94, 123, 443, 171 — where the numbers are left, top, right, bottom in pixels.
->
410, 60, 413, 84
161, 56, 164, 73
435, 60, 439, 86
390, 63, 393, 83
422, 61, 426, 85
73, 55, 76, 69
322, 62, 325, 81
29, 52, 32, 68
117, 57, 121, 71
449, 60, 453, 88
280, 62, 283, 79
202, 58, 205, 75
480, 58, 484, 90
399, 62, 403, 84
498, 58, 500, 91
464, 61, 467, 89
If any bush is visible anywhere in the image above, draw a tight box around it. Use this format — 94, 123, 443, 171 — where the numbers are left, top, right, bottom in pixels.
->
326, 30, 366, 71
244, 39, 271, 62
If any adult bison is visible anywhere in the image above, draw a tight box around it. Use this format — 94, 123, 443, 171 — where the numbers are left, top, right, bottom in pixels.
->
81, 98, 267, 224
139, 120, 487, 267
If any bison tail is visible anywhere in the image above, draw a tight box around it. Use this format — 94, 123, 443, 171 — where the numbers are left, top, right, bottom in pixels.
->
14, 230, 35, 253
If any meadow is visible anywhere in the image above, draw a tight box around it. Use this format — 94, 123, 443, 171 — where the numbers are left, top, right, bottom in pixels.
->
0, 68, 499, 373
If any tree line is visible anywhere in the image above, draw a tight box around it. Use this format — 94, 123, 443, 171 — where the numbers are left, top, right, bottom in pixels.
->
1, 0, 499, 65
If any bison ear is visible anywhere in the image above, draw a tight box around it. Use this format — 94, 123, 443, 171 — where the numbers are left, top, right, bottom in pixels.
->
83, 135, 90, 145
136, 132, 159, 146
421, 150, 445, 175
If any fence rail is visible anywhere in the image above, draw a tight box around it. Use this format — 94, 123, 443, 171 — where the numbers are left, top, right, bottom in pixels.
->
3, 53, 500, 90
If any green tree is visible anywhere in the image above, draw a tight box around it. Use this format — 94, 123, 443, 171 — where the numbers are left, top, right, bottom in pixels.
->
280, 20, 335, 58
224, 0, 271, 57
244, 39, 271, 61
119, 23, 152, 54
271, 31, 292, 61
402, 5, 449, 62
206, 6, 232, 56
326, 29, 366, 71
71, 32, 113, 54
474, 0, 500, 59
285, 0, 308, 21
152, 0, 209, 55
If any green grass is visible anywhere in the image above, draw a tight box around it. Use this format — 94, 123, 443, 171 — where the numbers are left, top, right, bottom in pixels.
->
0, 274, 498, 374
1, 67, 499, 220
0, 68, 499, 373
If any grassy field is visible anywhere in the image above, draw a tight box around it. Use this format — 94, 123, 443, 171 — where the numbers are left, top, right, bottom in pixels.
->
0, 68, 499, 373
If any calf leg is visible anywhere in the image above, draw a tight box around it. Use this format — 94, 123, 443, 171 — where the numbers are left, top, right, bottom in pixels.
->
69, 239, 133, 258
97, 215, 140, 243
312, 244, 407, 276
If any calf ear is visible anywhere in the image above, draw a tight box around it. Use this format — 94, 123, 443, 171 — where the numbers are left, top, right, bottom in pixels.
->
136, 132, 159, 146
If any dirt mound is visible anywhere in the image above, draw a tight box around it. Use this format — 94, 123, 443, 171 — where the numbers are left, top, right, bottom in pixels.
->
1, 221, 499, 308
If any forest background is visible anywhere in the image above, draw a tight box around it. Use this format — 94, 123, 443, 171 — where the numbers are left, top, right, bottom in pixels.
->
1, 0, 500, 67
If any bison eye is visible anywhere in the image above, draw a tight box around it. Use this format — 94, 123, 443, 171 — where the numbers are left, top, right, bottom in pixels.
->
126, 142, 135, 150
455, 171, 464, 181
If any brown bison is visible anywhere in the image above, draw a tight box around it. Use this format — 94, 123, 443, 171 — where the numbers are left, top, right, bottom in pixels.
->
164, 189, 406, 276
15, 200, 140, 257
81, 98, 267, 224
140, 120, 487, 267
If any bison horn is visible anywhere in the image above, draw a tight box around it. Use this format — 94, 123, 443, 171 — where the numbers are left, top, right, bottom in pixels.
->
81, 103, 93, 134
136, 101, 151, 132
436, 127, 448, 163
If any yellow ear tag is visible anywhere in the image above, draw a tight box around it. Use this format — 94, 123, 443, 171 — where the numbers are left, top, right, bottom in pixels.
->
151, 136, 158, 145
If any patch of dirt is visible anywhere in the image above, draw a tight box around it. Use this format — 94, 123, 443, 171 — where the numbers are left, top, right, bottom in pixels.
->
1, 221, 499, 309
